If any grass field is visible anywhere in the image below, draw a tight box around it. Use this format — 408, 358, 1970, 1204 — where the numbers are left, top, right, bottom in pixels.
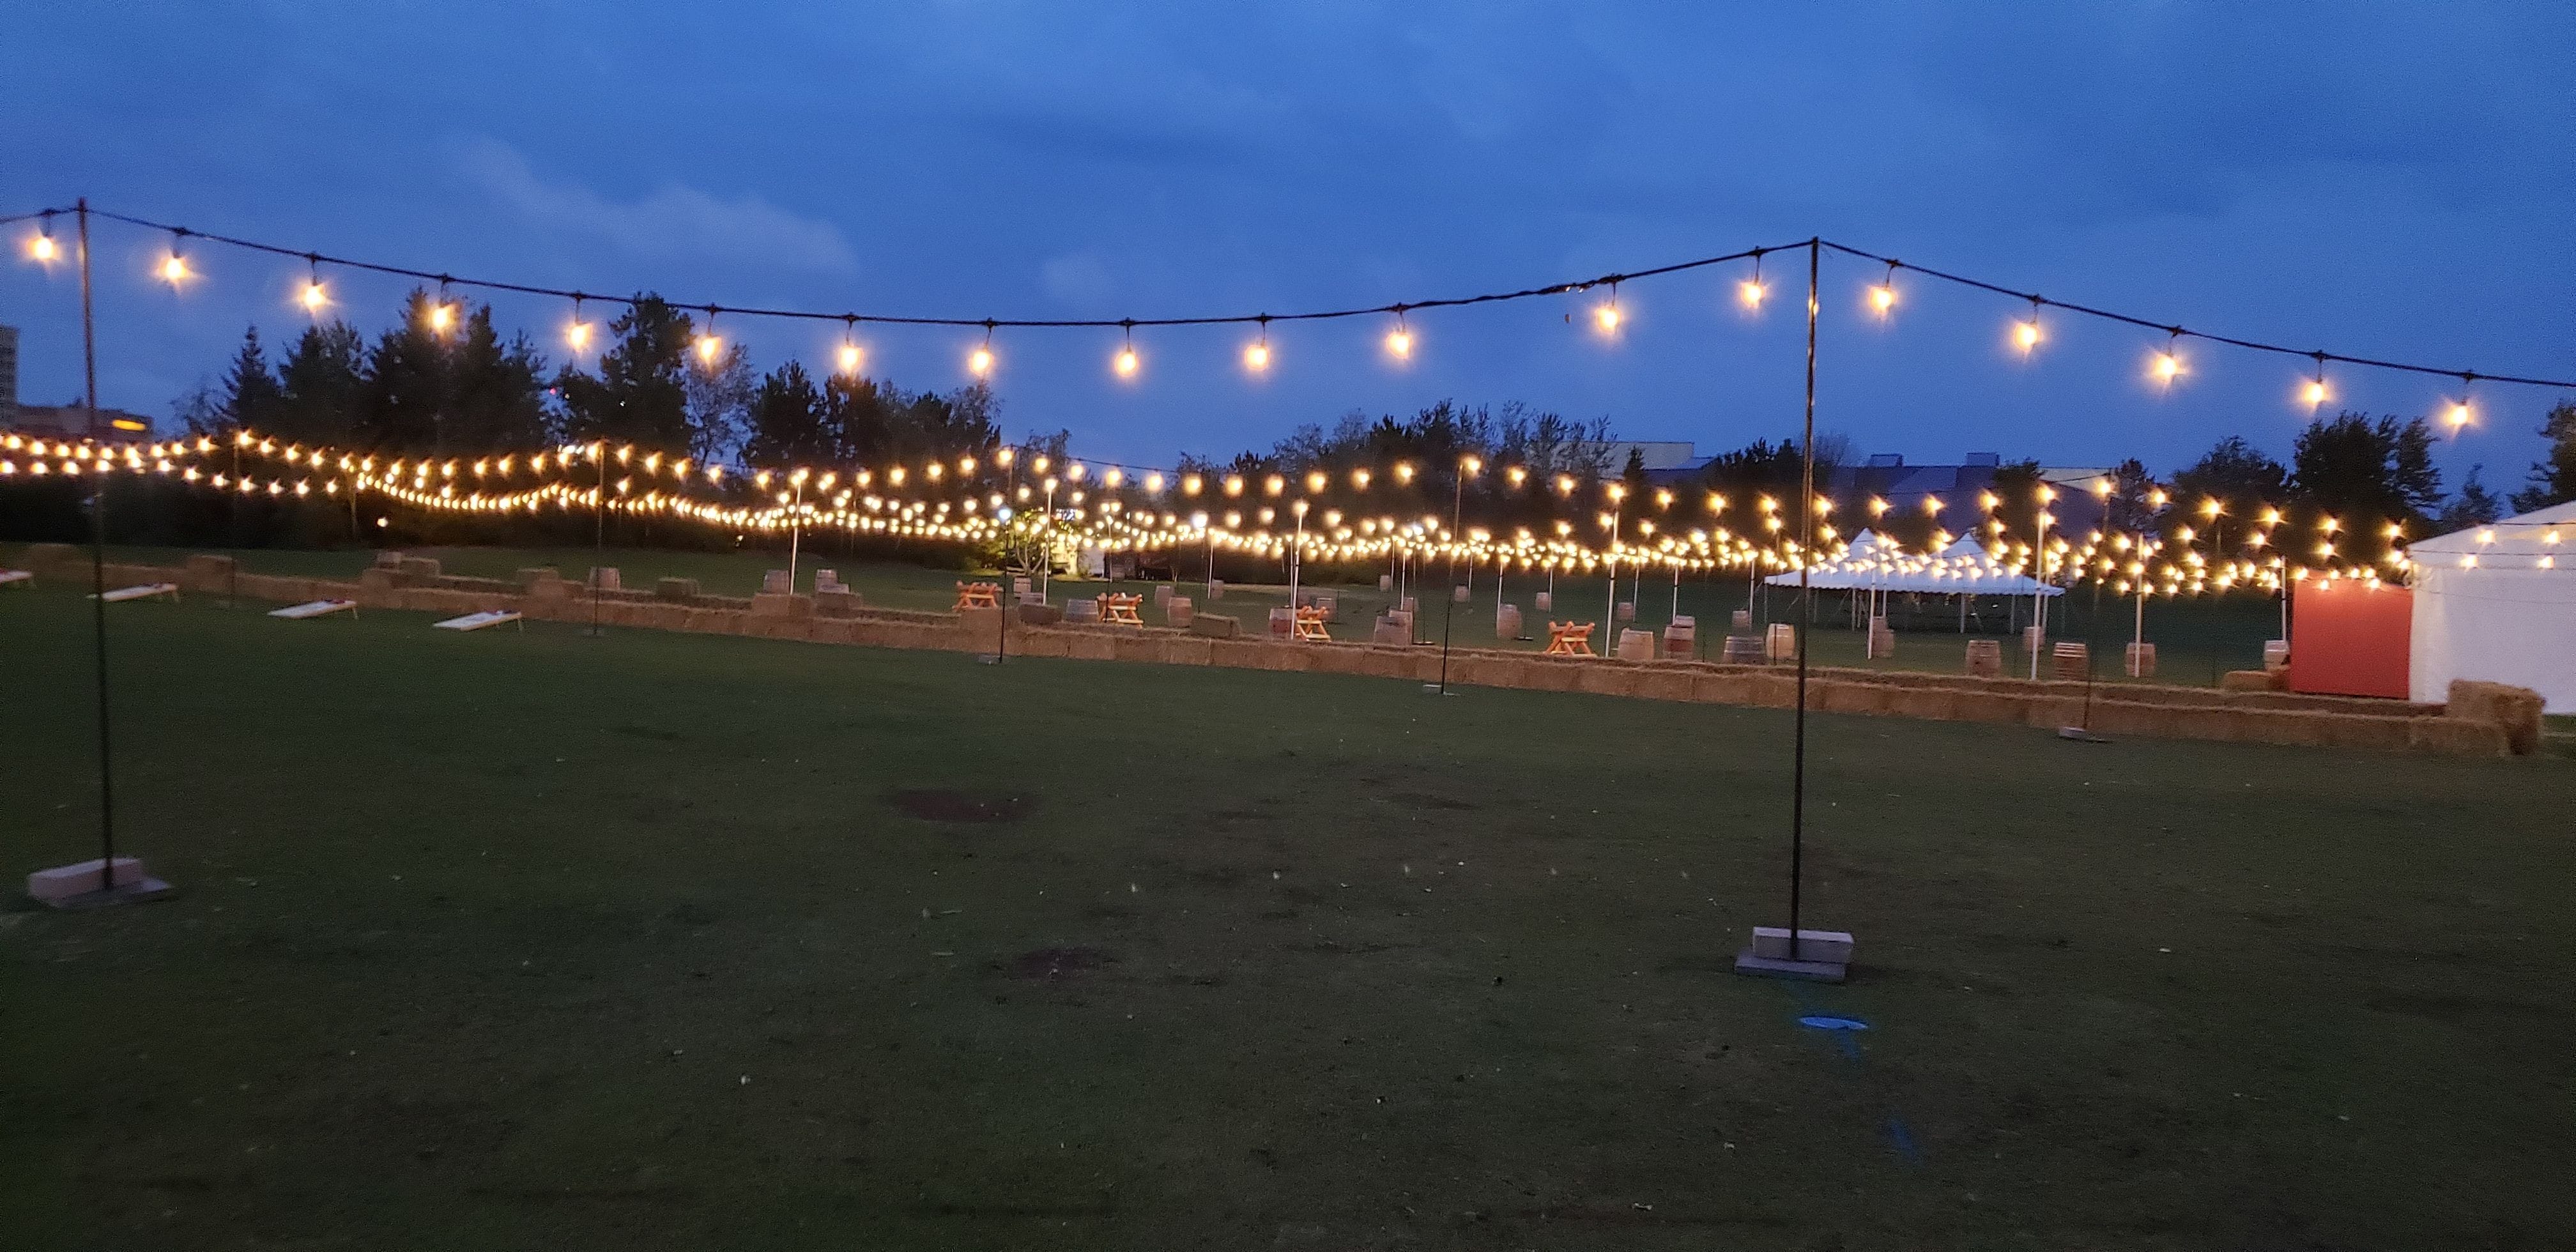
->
3, 583, 2569, 1249
68, 540, 2287, 684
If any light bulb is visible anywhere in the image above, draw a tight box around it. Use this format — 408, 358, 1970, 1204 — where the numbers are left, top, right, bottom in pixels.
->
2013, 319, 2041, 352
2152, 351, 2182, 383
969, 346, 994, 376
1737, 279, 1766, 308
1243, 341, 1270, 371
2445, 401, 2471, 431
1114, 347, 1139, 378
300, 281, 328, 312
1867, 284, 1896, 315
160, 254, 190, 285
1593, 303, 1621, 334
566, 321, 592, 351
1385, 328, 1411, 358
695, 333, 721, 363
27, 233, 57, 263
838, 343, 863, 375
427, 303, 454, 333
2302, 378, 2329, 407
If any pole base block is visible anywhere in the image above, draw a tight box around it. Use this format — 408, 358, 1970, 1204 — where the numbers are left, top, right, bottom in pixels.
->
29, 857, 175, 910
1733, 926, 1853, 983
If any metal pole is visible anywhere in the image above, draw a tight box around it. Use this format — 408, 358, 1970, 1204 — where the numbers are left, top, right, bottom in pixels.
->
1438, 473, 1462, 691
1787, 238, 1820, 962
786, 480, 802, 595
589, 441, 606, 636
77, 199, 117, 883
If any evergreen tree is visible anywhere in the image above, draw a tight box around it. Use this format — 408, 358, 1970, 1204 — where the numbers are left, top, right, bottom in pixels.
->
274, 321, 365, 445
2290, 411, 2442, 528
2509, 399, 2576, 513
683, 340, 756, 464
2436, 465, 2503, 531
442, 306, 553, 450
356, 291, 454, 454
217, 327, 284, 434
556, 294, 694, 453
742, 362, 834, 468
2168, 435, 2289, 522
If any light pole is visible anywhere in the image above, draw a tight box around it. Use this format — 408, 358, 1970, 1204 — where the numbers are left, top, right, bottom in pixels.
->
1288, 498, 1308, 627
1436, 457, 1478, 691
1602, 483, 1626, 644
2028, 485, 2056, 680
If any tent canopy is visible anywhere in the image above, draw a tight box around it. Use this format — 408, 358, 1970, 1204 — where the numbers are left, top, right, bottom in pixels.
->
1765, 530, 2062, 595
2404, 500, 2576, 710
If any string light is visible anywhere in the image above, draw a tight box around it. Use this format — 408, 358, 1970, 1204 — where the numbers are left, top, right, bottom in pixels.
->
565, 296, 592, 354
2151, 330, 2184, 386
836, 316, 862, 376
1385, 307, 1412, 360
2302, 353, 2330, 408
1593, 282, 1621, 335
1738, 250, 1767, 309
694, 307, 723, 367
159, 229, 191, 287
2445, 376, 2475, 432
2012, 297, 2043, 354
1114, 321, 1140, 379
1244, 316, 1271, 372
425, 284, 456, 335
25, 218, 57, 264
969, 322, 995, 378
298, 256, 327, 314
1867, 261, 1897, 317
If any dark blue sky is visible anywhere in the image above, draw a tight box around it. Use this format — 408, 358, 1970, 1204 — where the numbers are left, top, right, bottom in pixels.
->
5, 4, 2569, 489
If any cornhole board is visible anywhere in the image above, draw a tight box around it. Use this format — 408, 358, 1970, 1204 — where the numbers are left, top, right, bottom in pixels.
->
0, 569, 32, 588
92, 583, 178, 603
270, 599, 358, 620
432, 609, 522, 632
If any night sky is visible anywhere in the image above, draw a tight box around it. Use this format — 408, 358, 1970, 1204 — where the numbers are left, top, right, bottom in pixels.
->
4, 4, 2568, 487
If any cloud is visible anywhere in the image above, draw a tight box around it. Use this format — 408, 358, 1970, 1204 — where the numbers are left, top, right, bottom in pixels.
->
1041, 252, 1117, 307
454, 138, 858, 275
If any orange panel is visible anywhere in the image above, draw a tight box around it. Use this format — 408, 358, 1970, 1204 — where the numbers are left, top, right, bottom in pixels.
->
2288, 581, 2411, 699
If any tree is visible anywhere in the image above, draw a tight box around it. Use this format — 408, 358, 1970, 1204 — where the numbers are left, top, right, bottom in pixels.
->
556, 295, 695, 453
273, 321, 365, 446
2436, 465, 2504, 531
2290, 411, 2442, 526
683, 342, 756, 464
355, 291, 455, 453
441, 307, 553, 451
217, 328, 284, 434
2168, 436, 2289, 523
741, 362, 834, 468
2510, 398, 2576, 513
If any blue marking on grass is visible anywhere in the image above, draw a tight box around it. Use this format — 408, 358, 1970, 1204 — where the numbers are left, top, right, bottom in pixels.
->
1798, 1015, 1868, 1031
1884, 1116, 1924, 1166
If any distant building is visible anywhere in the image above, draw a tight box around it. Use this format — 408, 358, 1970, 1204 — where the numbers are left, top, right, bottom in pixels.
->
1574, 440, 1705, 473
1828, 452, 2117, 535
0, 323, 153, 437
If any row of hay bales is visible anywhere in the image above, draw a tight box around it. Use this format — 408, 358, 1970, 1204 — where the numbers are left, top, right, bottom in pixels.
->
21, 546, 2538, 758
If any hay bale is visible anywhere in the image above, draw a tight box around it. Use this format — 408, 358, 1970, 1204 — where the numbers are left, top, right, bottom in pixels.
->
2446, 680, 2545, 755
750, 592, 811, 619
179, 553, 238, 593
654, 576, 699, 600
1165, 637, 1215, 666
1018, 601, 1063, 627
588, 566, 621, 592
814, 587, 862, 617
1372, 616, 1409, 646
1189, 613, 1240, 639
2220, 669, 2283, 692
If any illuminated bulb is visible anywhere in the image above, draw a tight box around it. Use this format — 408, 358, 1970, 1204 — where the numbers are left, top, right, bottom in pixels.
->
28, 233, 57, 263
160, 254, 189, 285
427, 303, 455, 334
300, 281, 328, 312
838, 343, 863, 375
2012, 318, 2041, 352
2302, 378, 2329, 407
2152, 351, 2182, 384
1867, 284, 1896, 316
1737, 279, 1766, 309
1385, 328, 1411, 358
566, 321, 592, 352
694, 333, 721, 364
2445, 401, 2471, 431
1593, 303, 1621, 334
1243, 341, 1270, 371
1114, 347, 1139, 378
969, 346, 995, 376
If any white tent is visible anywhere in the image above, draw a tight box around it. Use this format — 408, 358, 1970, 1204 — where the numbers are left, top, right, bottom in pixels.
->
1766, 531, 2062, 596
2405, 500, 2576, 710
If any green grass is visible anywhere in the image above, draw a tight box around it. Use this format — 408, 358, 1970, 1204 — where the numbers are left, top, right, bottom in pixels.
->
3, 584, 2567, 1250
53, 541, 2283, 684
